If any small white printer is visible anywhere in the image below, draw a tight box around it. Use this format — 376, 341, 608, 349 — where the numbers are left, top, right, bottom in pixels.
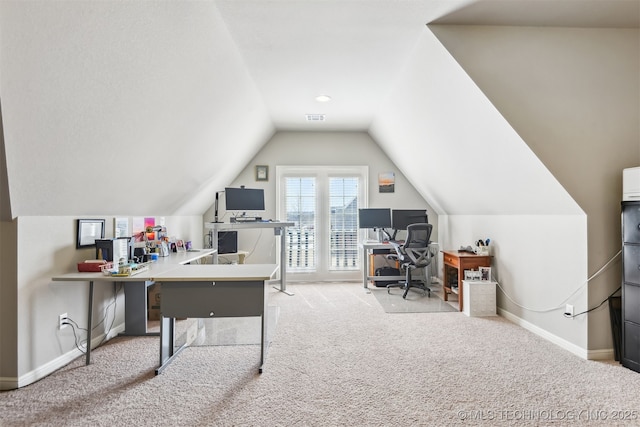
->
623, 167, 640, 201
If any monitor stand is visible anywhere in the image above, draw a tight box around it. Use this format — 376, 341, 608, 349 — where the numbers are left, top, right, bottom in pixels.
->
231, 216, 262, 223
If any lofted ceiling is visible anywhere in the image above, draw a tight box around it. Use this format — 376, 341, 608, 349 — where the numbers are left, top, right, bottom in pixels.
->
216, 0, 639, 131
0, 0, 637, 218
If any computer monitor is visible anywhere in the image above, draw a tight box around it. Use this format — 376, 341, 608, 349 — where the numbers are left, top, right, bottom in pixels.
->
358, 208, 392, 229
224, 187, 265, 211
391, 209, 428, 230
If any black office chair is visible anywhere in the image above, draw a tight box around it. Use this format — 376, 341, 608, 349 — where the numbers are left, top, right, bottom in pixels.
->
386, 223, 433, 299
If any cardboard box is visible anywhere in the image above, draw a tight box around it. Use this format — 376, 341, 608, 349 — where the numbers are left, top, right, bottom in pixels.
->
148, 283, 161, 321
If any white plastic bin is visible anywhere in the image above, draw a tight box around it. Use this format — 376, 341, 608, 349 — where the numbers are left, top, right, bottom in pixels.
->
462, 280, 496, 317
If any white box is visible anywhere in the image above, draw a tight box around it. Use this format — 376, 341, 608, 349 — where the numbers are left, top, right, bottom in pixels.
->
463, 280, 496, 317
623, 167, 640, 201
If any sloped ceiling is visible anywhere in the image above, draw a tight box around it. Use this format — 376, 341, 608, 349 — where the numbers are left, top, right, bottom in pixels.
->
0, 0, 637, 218
0, 1, 273, 217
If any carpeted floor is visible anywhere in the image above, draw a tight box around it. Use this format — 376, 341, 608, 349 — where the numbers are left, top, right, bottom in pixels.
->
1, 282, 638, 426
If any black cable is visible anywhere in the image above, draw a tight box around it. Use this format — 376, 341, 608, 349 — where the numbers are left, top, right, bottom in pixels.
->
65, 317, 87, 332
96, 283, 121, 346
62, 282, 122, 353
92, 282, 121, 334
564, 286, 621, 319
63, 321, 87, 354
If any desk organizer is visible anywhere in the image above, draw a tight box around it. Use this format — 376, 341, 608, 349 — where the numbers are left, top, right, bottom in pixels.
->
474, 246, 490, 256
101, 262, 151, 277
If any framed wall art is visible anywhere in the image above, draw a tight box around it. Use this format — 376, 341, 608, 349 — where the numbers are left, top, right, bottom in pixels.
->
256, 165, 269, 181
76, 219, 105, 248
378, 172, 395, 193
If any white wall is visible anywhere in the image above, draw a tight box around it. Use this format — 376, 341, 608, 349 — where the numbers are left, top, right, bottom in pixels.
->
204, 131, 438, 272
369, 26, 591, 354
430, 25, 639, 352
440, 214, 588, 351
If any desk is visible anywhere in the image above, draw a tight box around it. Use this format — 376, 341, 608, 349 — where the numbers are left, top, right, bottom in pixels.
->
121, 249, 216, 336
442, 250, 492, 312
360, 241, 404, 291
52, 249, 216, 365
217, 250, 249, 264
156, 263, 278, 374
206, 221, 294, 295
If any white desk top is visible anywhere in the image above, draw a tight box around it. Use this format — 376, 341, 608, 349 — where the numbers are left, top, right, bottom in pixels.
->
360, 240, 394, 249
52, 248, 216, 282
153, 264, 278, 282
155, 249, 216, 266
205, 221, 294, 230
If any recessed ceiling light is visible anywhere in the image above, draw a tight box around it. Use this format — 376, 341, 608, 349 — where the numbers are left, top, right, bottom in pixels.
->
315, 95, 332, 103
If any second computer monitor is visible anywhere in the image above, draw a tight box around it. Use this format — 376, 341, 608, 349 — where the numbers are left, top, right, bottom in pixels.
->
392, 209, 428, 230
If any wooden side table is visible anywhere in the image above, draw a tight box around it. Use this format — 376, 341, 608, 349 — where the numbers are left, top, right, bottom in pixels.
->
442, 250, 492, 312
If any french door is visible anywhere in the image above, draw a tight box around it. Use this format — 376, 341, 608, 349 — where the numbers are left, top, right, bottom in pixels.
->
276, 166, 368, 281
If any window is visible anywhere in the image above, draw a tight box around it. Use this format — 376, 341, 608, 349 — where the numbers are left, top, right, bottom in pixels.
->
329, 177, 359, 270
277, 166, 367, 281
285, 177, 316, 270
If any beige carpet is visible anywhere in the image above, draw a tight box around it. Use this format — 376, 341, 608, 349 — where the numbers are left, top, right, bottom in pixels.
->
1, 282, 638, 426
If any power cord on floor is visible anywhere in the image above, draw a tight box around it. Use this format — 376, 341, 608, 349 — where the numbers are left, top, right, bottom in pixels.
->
60, 283, 122, 354
494, 249, 621, 315
563, 286, 621, 319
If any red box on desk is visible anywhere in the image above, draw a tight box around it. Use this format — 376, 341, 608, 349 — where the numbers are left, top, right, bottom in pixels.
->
77, 260, 111, 273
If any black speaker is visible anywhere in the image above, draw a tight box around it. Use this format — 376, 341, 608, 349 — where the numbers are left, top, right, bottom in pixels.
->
218, 231, 238, 254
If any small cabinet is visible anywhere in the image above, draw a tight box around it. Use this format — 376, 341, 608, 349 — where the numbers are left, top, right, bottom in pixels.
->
622, 201, 640, 372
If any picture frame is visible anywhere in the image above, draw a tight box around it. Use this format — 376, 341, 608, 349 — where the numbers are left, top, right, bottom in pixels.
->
255, 165, 269, 181
479, 266, 492, 281
378, 172, 395, 193
76, 219, 105, 249
175, 239, 186, 253
159, 241, 170, 257
114, 217, 129, 238
464, 269, 482, 281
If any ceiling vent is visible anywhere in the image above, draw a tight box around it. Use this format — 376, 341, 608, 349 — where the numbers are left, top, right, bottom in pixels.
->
305, 114, 326, 122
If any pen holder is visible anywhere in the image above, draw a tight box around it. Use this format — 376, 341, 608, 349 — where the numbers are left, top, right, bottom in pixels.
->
474, 246, 490, 256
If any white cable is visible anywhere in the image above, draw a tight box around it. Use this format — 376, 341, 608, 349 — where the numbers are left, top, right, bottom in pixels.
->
496, 249, 621, 313
244, 229, 264, 261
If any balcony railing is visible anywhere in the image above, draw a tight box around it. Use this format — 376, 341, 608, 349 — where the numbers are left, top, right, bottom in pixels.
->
286, 229, 358, 270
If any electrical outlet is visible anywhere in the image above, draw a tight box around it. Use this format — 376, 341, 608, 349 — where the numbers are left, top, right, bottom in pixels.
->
58, 313, 68, 330
565, 304, 574, 318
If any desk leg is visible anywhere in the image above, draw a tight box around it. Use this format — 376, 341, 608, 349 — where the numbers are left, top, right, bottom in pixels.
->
156, 316, 186, 375
363, 249, 370, 292
443, 265, 450, 302
457, 268, 464, 312
273, 227, 294, 296
120, 281, 160, 337
85, 281, 94, 365
259, 280, 271, 373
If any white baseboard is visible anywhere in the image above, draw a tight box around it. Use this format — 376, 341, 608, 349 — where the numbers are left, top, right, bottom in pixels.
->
0, 322, 125, 391
497, 308, 615, 361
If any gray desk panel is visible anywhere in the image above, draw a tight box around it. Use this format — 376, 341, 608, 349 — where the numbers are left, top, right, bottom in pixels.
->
160, 280, 264, 318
